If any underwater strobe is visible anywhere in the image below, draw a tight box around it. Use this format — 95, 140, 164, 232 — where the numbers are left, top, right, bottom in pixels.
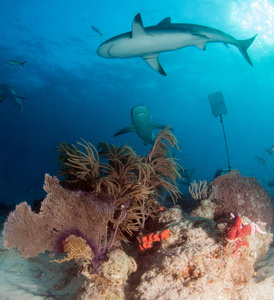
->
208, 91, 231, 179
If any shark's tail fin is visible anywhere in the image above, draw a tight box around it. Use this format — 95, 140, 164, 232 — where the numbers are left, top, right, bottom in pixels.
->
20, 61, 27, 67
237, 35, 257, 66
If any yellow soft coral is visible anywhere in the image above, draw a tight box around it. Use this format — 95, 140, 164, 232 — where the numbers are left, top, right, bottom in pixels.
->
51, 235, 94, 264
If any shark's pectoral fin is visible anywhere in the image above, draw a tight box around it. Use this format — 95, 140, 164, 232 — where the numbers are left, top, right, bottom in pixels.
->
192, 33, 210, 50
114, 124, 136, 137
132, 13, 151, 38
194, 41, 208, 51
143, 55, 167, 76
16, 96, 26, 100
150, 122, 168, 130
144, 140, 154, 146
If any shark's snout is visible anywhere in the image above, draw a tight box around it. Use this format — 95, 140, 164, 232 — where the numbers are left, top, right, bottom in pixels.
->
97, 43, 112, 58
96, 45, 104, 57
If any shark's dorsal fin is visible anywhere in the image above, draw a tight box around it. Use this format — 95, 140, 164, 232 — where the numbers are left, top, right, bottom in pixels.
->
157, 17, 171, 26
143, 54, 167, 76
132, 13, 149, 38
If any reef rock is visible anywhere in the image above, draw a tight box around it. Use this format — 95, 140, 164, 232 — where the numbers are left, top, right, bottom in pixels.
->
130, 206, 273, 300
78, 248, 137, 300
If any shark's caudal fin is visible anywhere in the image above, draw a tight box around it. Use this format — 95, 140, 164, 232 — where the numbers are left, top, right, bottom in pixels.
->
237, 35, 257, 66
20, 61, 27, 67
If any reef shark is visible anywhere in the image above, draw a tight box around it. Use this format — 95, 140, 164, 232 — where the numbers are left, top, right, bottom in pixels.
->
114, 105, 167, 145
179, 168, 195, 186
97, 13, 256, 75
0, 84, 26, 111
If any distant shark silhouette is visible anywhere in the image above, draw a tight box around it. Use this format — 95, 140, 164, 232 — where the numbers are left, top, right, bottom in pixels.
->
114, 105, 167, 145
0, 84, 26, 111
97, 13, 256, 76
7, 60, 27, 67
179, 168, 195, 186
265, 145, 274, 155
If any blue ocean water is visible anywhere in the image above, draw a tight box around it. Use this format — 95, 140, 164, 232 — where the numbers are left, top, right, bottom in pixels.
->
0, 0, 273, 206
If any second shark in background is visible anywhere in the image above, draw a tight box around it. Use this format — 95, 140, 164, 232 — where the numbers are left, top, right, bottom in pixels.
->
114, 105, 167, 145
0, 84, 26, 112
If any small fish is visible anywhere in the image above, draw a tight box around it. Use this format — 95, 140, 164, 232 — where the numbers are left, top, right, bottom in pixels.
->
7, 60, 27, 67
91, 26, 103, 37
265, 145, 274, 155
254, 155, 266, 164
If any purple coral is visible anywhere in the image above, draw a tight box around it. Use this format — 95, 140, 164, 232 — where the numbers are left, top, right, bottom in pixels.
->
3, 174, 125, 270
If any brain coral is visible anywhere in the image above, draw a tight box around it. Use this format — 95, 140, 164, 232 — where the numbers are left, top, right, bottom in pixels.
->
208, 170, 273, 230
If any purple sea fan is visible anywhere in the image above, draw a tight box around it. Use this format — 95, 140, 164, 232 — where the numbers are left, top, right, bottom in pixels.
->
3, 174, 123, 269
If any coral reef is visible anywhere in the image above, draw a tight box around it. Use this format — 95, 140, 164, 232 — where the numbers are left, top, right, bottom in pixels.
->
130, 206, 273, 300
194, 170, 273, 230
3, 128, 184, 297
56, 128, 182, 238
3, 126, 274, 299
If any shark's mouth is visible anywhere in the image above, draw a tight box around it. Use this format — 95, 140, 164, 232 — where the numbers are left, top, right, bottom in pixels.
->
107, 45, 114, 57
